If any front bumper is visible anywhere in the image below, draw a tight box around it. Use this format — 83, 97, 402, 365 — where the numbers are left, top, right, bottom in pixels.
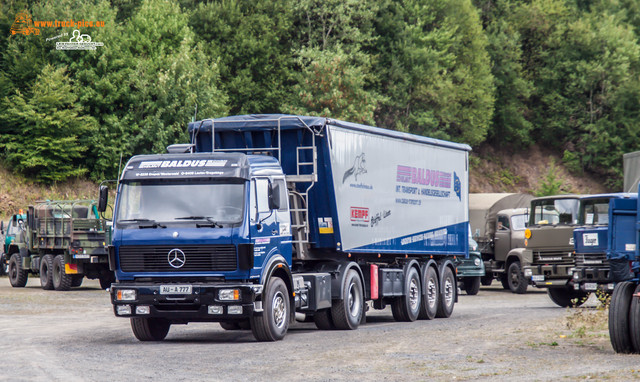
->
571, 266, 614, 292
524, 263, 573, 288
455, 254, 485, 278
110, 282, 262, 322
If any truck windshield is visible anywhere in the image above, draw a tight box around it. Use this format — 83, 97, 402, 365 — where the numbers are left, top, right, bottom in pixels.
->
116, 180, 245, 226
511, 214, 528, 231
579, 198, 610, 225
530, 198, 579, 226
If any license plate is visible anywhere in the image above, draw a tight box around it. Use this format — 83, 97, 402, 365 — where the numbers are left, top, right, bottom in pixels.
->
160, 285, 192, 295
584, 282, 597, 291
532, 275, 545, 282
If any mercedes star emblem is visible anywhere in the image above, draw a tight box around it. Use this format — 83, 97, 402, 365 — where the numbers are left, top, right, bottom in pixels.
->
167, 248, 186, 269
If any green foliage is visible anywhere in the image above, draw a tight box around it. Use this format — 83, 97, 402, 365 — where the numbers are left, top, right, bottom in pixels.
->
535, 160, 565, 196
0, 65, 97, 182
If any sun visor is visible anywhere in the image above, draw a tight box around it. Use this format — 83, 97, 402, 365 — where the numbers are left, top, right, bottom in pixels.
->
121, 153, 250, 181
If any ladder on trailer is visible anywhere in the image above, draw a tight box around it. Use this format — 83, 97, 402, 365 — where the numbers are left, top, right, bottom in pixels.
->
200, 116, 321, 259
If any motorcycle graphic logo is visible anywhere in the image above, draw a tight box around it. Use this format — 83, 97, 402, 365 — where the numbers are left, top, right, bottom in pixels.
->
343, 153, 367, 184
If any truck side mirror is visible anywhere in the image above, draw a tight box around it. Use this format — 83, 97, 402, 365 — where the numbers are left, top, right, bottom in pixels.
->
0, 220, 3, 234
98, 185, 109, 213
268, 183, 281, 211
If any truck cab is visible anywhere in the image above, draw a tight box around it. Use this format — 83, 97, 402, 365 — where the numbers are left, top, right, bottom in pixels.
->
1, 213, 27, 275
523, 195, 588, 307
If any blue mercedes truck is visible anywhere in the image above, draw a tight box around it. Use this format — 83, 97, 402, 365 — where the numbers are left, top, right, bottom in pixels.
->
608, 189, 640, 353
102, 115, 470, 342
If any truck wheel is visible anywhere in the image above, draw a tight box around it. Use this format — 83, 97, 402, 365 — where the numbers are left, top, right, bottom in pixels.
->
629, 284, 640, 353
392, 267, 421, 322
547, 287, 588, 308
220, 321, 241, 330
507, 261, 527, 294
463, 276, 481, 295
9, 254, 28, 287
331, 269, 364, 330
609, 281, 636, 353
313, 309, 336, 330
419, 266, 439, 320
99, 272, 115, 290
481, 275, 493, 286
130, 317, 171, 341
39, 254, 54, 290
251, 277, 290, 341
0, 253, 8, 276
71, 275, 84, 288
436, 266, 456, 318
52, 255, 72, 291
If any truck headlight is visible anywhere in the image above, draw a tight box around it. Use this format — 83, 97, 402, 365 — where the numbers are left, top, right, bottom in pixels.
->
116, 305, 132, 315
219, 289, 241, 301
474, 258, 481, 266
524, 269, 532, 277
116, 289, 136, 301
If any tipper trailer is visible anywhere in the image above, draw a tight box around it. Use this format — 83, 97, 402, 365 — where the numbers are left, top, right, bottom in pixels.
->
104, 115, 470, 341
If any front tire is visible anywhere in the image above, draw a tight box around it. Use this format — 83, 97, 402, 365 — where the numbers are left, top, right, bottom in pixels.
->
480, 275, 493, 286
251, 277, 290, 341
419, 266, 439, 320
331, 269, 364, 330
131, 317, 171, 341
463, 276, 481, 295
0, 253, 8, 276
436, 266, 456, 318
507, 261, 527, 294
547, 287, 588, 308
609, 281, 636, 353
52, 255, 72, 291
392, 267, 421, 322
313, 309, 336, 330
99, 272, 115, 290
9, 254, 28, 287
39, 254, 54, 290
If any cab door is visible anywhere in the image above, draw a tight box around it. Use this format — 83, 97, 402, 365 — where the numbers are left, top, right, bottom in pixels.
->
249, 177, 281, 272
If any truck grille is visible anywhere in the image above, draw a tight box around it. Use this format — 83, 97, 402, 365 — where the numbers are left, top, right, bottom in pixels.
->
533, 251, 573, 265
118, 245, 237, 272
575, 253, 609, 268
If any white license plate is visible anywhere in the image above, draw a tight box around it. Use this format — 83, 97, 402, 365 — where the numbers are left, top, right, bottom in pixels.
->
160, 285, 192, 295
532, 275, 545, 282
584, 283, 597, 291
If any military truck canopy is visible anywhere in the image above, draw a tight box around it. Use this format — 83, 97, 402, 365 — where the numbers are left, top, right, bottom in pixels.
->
469, 193, 534, 239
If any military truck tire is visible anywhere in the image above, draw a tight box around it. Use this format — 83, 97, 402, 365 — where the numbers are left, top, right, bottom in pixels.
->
251, 277, 290, 341
131, 317, 171, 341
419, 266, 439, 320
481, 275, 493, 286
99, 273, 115, 290
507, 261, 527, 294
39, 254, 54, 290
547, 287, 588, 308
313, 309, 336, 330
331, 269, 364, 330
629, 284, 640, 353
71, 275, 84, 287
609, 281, 636, 353
436, 266, 456, 318
463, 276, 481, 295
0, 253, 8, 276
52, 255, 72, 291
500, 274, 510, 290
9, 254, 28, 287
392, 267, 421, 322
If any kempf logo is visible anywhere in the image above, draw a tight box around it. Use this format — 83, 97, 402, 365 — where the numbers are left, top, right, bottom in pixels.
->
350, 207, 369, 222
56, 30, 104, 50
10, 11, 40, 36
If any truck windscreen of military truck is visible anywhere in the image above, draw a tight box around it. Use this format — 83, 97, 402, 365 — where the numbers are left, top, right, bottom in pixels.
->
116, 180, 245, 225
531, 199, 579, 225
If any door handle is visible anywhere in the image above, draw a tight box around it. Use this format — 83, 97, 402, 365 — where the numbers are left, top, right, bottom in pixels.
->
271, 229, 278, 235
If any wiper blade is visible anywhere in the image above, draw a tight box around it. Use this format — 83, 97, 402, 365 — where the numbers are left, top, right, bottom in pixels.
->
119, 219, 166, 229
176, 216, 222, 228
139, 222, 167, 229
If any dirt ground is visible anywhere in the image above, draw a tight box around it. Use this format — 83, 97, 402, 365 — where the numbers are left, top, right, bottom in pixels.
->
0, 276, 639, 382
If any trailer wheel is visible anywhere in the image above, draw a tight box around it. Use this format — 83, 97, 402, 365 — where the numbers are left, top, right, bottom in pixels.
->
39, 254, 54, 290
251, 277, 290, 341
9, 254, 28, 287
481, 275, 493, 286
629, 284, 640, 353
419, 266, 439, 320
436, 266, 456, 318
463, 276, 481, 295
99, 272, 115, 290
507, 261, 527, 294
313, 309, 335, 330
609, 281, 636, 353
547, 287, 588, 308
130, 317, 171, 341
331, 269, 364, 330
71, 275, 84, 288
392, 267, 421, 322
52, 255, 72, 291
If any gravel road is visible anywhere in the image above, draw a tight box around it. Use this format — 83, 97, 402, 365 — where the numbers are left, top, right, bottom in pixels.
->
1, 276, 638, 381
